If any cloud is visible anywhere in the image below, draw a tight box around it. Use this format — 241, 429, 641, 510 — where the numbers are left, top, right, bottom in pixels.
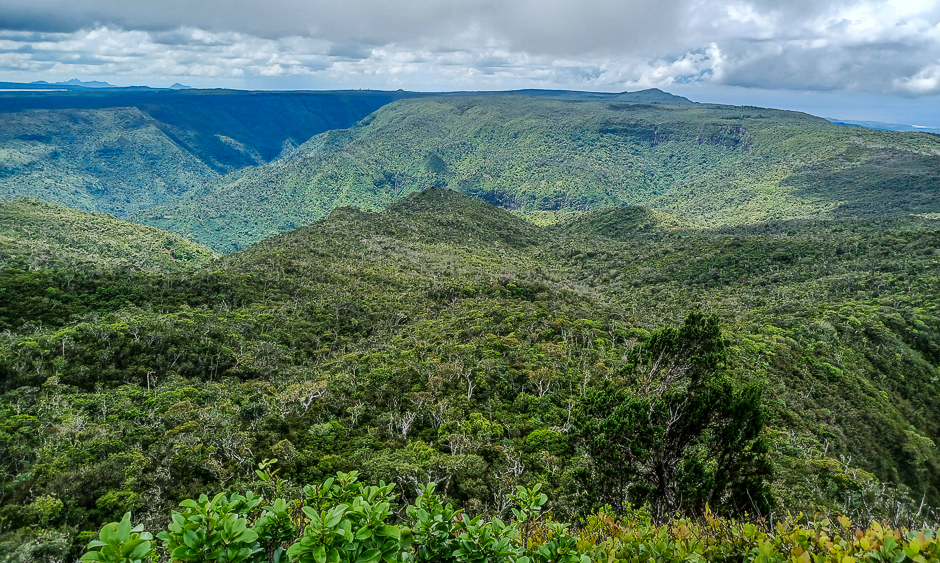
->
895, 64, 940, 94
0, 0, 938, 96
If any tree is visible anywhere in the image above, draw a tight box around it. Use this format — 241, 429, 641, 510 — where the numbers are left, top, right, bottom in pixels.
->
573, 312, 771, 521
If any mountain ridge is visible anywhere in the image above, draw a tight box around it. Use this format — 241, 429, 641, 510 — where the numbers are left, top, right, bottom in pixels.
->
0, 89, 424, 216
136, 94, 940, 251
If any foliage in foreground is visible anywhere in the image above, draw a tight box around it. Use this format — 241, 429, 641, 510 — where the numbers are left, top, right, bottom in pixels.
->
82, 471, 940, 563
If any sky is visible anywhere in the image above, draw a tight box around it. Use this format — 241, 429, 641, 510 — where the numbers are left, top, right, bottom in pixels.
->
2, 0, 940, 126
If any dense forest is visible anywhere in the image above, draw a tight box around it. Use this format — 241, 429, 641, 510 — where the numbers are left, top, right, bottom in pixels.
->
0, 88, 686, 223
136, 95, 940, 251
0, 199, 216, 273
1, 188, 939, 560
0, 89, 420, 217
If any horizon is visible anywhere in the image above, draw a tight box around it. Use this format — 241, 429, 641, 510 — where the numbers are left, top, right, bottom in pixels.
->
5, 78, 940, 131
1, 0, 940, 127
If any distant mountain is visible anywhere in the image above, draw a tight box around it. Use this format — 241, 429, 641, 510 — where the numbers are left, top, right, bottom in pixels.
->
467, 87, 694, 104
828, 118, 940, 135
169, 83, 193, 89
0, 198, 216, 271
54, 79, 116, 88
30, 79, 117, 88
0, 87, 694, 226
0, 89, 422, 216
138, 94, 940, 251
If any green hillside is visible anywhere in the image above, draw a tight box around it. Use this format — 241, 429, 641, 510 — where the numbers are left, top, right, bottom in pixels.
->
137, 95, 940, 251
2, 189, 939, 558
0, 88, 686, 224
0, 107, 219, 216
0, 198, 217, 271
551, 205, 690, 239
0, 89, 420, 217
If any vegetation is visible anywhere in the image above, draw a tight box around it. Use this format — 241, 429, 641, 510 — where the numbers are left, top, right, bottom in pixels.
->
0, 87, 687, 225
573, 312, 771, 521
137, 95, 940, 251
0, 198, 216, 272
1, 188, 939, 559
80, 472, 940, 563
0, 89, 420, 217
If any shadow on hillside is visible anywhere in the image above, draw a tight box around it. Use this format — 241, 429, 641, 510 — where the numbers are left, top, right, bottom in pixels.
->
785, 149, 940, 216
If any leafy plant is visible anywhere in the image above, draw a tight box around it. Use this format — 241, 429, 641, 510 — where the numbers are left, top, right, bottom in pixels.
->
252, 498, 297, 563
81, 512, 154, 563
287, 493, 411, 563
405, 483, 460, 563
155, 493, 262, 563
452, 515, 524, 563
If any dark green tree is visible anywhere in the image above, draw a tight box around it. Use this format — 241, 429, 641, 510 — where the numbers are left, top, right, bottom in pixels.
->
573, 312, 771, 521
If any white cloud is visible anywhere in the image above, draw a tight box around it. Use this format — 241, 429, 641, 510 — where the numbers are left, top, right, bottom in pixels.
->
895, 63, 940, 94
0, 0, 939, 96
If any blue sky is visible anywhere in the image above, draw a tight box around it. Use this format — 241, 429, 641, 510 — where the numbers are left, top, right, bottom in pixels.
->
2, 0, 940, 126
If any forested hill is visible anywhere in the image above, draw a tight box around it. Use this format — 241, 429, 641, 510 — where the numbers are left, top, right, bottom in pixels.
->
2, 188, 939, 559
0, 89, 420, 217
0, 198, 217, 272
136, 94, 940, 251
0, 87, 686, 221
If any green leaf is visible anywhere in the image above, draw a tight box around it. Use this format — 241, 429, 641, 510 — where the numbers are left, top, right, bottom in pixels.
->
312, 545, 327, 563
120, 538, 146, 556
356, 548, 383, 563
183, 529, 200, 549
326, 506, 348, 528
302, 506, 321, 522
287, 543, 304, 559
127, 540, 153, 561
116, 513, 132, 542
100, 523, 115, 543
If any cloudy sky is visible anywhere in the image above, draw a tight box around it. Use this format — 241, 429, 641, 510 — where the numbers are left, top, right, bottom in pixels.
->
2, 0, 940, 125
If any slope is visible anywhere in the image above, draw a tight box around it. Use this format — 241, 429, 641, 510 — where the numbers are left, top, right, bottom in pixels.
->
551, 205, 690, 240
0, 89, 419, 216
139, 94, 940, 251
0, 197, 217, 271
0, 107, 219, 216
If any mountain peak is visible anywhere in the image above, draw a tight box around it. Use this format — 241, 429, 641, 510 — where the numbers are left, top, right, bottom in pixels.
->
55, 78, 116, 88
